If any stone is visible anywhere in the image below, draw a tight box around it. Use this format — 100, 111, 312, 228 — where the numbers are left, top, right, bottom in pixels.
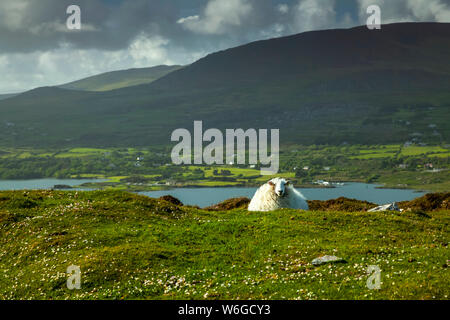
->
312, 255, 346, 266
159, 195, 183, 206
368, 202, 400, 212
52, 184, 72, 190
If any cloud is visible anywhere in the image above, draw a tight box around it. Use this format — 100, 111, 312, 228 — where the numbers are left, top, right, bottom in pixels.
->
177, 15, 200, 24
0, 33, 207, 94
357, 0, 450, 24
292, 0, 338, 33
407, 0, 450, 22
128, 33, 173, 67
277, 4, 290, 14
178, 0, 253, 34
0, 0, 30, 31
30, 21, 99, 35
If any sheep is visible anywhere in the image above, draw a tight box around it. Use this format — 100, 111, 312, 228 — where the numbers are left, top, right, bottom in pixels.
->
248, 177, 309, 211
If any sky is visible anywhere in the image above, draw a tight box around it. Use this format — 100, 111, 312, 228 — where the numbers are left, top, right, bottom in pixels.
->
0, 0, 449, 94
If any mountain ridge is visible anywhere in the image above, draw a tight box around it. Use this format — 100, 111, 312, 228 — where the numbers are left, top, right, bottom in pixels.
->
58, 65, 183, 92
0, 22, 449, 147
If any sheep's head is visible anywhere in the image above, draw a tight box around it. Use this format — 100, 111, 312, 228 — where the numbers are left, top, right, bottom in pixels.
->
268, 178, 291, 197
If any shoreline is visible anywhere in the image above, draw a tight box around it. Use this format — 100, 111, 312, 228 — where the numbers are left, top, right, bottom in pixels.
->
0, 177, 434, 193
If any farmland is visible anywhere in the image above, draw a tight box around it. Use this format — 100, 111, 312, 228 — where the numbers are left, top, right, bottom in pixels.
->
0, 144, 449, 192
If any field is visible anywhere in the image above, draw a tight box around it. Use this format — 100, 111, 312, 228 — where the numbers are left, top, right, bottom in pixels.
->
0, 144, 449, 192
0, 190, 448, 300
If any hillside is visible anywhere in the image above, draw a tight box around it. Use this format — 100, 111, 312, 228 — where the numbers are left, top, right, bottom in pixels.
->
0, 190, 448, 299
0, 22, 449, 147
0, 94, 17, 101
59, 65, 183, 91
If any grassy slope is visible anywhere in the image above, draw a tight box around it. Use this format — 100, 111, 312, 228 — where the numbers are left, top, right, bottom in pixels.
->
59, 65, 183, 92
0, 190, 448, 300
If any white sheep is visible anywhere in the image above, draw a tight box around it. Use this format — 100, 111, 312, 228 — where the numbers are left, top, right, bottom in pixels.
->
248, 177, 308, 211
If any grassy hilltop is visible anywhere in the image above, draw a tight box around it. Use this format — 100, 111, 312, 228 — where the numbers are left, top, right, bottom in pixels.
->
59, 65, 183, 92
0, 190, 448, 300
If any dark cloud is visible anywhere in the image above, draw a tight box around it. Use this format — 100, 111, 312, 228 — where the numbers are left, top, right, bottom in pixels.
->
0, 0, 356, 54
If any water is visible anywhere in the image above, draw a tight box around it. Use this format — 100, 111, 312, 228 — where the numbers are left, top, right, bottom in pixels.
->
0, 178, 106, 191
0, 180, 425, 207
140, 183, 425, 207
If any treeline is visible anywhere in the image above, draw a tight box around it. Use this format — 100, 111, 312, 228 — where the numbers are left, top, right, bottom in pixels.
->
0, 145, 449, 181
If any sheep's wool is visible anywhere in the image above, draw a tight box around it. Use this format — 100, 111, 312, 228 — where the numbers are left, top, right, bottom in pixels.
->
248, 178, 308, 211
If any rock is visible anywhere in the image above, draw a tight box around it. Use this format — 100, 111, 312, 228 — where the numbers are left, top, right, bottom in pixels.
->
312, 255, 346, 266
368, 202, 400, 212
398, 192, 450, 212
159, 195, 183, 206
53, 184, 72, 190
204, 197, 250, 211
307, 197, 377, 212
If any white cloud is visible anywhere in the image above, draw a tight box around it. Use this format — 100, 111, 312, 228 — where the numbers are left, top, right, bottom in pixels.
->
357, 0, 450, 24
260, 23, 286, 39
178, 0, 253, 34
128, 34, 173, 67
0, 33, 207, 94
292, 0, 337, 33
277, 4, 289, 14
407, 0, 450, 22
177, 15, 200, 24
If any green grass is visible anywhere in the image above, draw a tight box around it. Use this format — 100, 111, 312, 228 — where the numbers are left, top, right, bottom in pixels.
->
55, 148, 112, 158
401, 146, 450, 156
187, 180, 243, 187
350, 145, 450, 160
379, 170, 450, 192
190, 167, 260, 178
59, 65, 183, 92
350, 154, 396, 160
0, 190, 448, 300
69, 148, 110, 154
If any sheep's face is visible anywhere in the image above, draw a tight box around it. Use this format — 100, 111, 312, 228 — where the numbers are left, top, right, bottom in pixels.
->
268, 178, 290, 197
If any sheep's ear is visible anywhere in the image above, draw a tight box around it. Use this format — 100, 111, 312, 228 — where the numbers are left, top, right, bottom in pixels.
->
285, 180, 291, 185
268, 181, 275, 187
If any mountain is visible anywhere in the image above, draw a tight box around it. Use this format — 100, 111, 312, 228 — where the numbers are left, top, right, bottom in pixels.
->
59, 65, 183, 91
0, 22, 449, 147
0, 94, 17, 101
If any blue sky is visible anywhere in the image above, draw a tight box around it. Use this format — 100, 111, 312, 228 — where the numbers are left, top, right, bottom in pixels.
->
0, 0, 449, 93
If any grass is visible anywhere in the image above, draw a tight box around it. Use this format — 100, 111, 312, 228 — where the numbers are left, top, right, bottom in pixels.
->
401, 146, 450, 157
350, 153, 398, 160
188, 167, 260, 179
55, 148, 112, 158
349, 145, 450, 160
0, 190, 448, 300
59, 65, 183, 92
68, 148, 110, 154
379, 170, 450, 192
